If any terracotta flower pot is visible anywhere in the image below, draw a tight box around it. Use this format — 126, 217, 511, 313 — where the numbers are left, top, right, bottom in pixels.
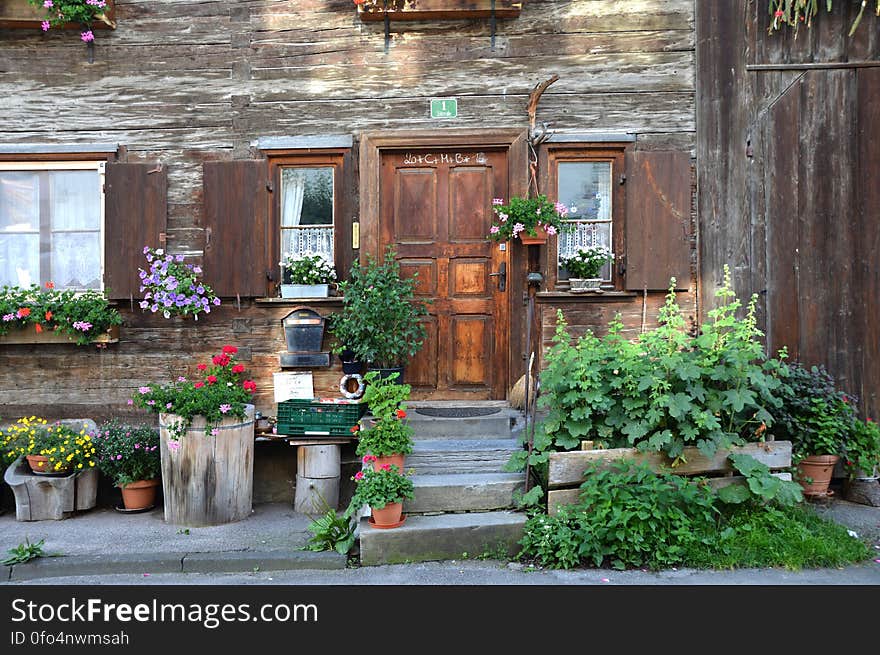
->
25, 454, 70, 475
796, 454, 840, 496
119, 478, 161, 510
372, 454, 405, 471
370, 501, 404, 528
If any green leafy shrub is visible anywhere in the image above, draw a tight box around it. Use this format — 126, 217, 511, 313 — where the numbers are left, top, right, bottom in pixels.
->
512, 266, 787, 477
92, 420, 161, 486
519, 460, 719, 570
331, 246, 428, 368
770, 362, 856, 462
304, 508, 357, 555
716, 453, 803, 506
844, 417, 880, 478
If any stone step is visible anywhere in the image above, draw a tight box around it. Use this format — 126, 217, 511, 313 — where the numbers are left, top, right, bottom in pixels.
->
405, 472, 524, 514
406, 439, 520, 475
403, 407, 521, 440
358, 510, 527, 566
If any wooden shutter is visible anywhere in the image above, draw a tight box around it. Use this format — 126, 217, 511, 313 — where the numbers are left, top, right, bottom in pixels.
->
203, 160, 270, 298
624, 151, 693, 291
104, 162, 168, 299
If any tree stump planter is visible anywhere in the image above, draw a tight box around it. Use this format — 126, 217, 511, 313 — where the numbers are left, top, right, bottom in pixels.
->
158, 405, 255, 527
294, 444, 341, 514
4, 457, 97, 521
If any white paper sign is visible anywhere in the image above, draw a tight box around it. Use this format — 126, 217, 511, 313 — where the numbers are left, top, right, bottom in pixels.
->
273, 372, 314, 403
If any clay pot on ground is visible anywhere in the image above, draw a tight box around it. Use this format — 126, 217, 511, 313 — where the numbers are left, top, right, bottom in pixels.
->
796, 455, 840, 497
119, 478, 160, 510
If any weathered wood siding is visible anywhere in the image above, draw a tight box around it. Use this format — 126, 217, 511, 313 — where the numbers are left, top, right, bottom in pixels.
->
0, 0, 696, 418
697, 1, 880, 419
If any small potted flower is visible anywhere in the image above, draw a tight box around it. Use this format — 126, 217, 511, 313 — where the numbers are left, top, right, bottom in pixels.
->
488, 194, 571, 244
353, 370, 414, 469
349, 463, 414, 529
92, 420, 162, 511
138, 246, 220, 320
1, 417, 97, 476
559, 245, 614, 293
279, 253, 337, 298
131, 345, 257, 526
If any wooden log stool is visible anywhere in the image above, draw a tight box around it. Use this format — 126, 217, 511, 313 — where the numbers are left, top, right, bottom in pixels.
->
294, 444, 341, 514
4, 457, 98, 521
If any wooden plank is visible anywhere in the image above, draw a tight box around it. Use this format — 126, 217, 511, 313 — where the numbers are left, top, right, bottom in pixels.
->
548, 441, 792, 488
624, 150, 693, 291
104, 162, 168, 300
548, 472, 793, 515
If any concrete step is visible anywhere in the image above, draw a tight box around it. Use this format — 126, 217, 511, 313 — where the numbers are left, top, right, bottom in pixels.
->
406, 439, 520, 475
358, 510, 527, 566
403, 407, 521, 440
405, 472, 524, 514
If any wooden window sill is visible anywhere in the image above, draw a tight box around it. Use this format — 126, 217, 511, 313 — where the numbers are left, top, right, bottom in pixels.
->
535, 290, 637, 303
255, 297, 343, 306
0, 0, 116, 29
358, 1, 522, 21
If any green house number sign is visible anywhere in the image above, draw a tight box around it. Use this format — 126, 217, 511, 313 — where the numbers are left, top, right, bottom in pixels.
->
430, 98, 458, 119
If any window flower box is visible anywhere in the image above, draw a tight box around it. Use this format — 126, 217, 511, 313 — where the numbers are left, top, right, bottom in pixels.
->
0, 0, 116, 30
0, 324, 119, 345
357, 0, 522, 22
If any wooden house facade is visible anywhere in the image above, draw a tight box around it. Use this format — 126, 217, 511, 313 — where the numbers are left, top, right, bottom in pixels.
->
0, 0, 697, 443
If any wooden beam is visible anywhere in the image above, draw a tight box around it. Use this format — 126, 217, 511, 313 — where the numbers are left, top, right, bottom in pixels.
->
548, 441, 792, 488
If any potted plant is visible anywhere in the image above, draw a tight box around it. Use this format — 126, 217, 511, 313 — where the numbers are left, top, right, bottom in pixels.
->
349, 463, 414, 529
843, 417, 880, 481
138, 246, 220, 320
488, 194, 571, 245
279, 253, 337, 299
331, 246, 428, 380
0, 282, 122, 346
559, 245, 614, 292
27, 0, 115, 43
92, 420, 161, 511
354, 370, 414, 469
131, 344, 257, 526
772, 362, 856, 497
1, 416, 97, 476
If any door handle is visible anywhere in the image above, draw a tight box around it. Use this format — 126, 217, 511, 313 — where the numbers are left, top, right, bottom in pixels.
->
489, 262, 507, 292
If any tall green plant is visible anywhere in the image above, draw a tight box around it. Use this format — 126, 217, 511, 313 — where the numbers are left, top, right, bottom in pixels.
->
510, 266, 787, 475
331, 247, 428, 368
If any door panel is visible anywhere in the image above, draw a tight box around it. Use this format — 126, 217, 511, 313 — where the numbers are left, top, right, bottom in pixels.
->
380, 148, 509, 399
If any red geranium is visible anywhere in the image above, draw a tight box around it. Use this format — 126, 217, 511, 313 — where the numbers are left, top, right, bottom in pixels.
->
396, 409, 407, 419
197, 363, 208, 371
194, 381, 205, 389
222, 345, 238, 355
232, 364, 245, 374
206, 375, 218, 384
212, 354, 230, 367
242, 380, 257, 393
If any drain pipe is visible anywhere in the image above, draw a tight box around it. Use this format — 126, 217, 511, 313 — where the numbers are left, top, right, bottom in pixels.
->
523, 271, 543, 493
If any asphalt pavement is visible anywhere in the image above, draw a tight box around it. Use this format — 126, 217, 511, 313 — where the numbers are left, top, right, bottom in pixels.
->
1, 496, 879, 585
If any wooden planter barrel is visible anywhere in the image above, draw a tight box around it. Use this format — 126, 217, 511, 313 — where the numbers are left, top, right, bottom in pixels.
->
158, 404, 255, 527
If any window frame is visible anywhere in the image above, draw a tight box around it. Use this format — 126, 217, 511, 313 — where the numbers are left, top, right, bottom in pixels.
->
266, 150, 351, 292
540, 143, 629, 292
0, 158, 107, 292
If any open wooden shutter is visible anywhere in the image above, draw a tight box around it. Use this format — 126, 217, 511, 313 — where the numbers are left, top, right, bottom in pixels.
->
104, 162, 167, 299
624, 151, 693, 291
203, 160, 271, 298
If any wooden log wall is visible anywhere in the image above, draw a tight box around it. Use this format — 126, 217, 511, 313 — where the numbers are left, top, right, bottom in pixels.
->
0, 0, 696, 420
697, 1, 880, 420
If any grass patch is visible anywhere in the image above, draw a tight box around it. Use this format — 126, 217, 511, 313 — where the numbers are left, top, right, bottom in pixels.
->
683, 504, 871, 570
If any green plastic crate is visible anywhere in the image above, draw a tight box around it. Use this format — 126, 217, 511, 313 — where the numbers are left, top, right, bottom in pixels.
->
276, 399, 367, 437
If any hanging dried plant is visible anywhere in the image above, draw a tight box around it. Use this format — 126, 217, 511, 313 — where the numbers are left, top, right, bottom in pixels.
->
768, 0, 879, 36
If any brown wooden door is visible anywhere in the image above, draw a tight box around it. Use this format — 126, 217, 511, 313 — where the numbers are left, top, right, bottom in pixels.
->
380, 148, 510, 400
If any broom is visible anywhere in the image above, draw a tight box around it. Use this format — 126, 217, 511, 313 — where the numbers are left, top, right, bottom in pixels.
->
508, 372, 537, 411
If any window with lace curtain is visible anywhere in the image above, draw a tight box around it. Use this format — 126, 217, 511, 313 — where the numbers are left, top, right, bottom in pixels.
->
280, 166, 334, 267
0, 161, 104, 291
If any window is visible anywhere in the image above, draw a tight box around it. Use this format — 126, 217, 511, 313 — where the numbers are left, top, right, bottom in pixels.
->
544, 145, 627, 290
0, 161, 105, 290
280, 166, 335, 266
267, 150, 350, 288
